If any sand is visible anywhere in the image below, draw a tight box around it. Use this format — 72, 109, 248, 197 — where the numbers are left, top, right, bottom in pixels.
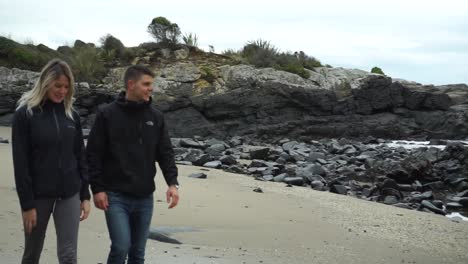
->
0, 126, 467, 264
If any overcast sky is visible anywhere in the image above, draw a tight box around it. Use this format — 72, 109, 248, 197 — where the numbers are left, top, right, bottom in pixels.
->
1, 0, 467, 85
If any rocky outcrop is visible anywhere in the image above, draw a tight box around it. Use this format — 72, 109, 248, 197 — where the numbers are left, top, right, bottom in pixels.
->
1, 64, 467, 140
172, 135, 468, 216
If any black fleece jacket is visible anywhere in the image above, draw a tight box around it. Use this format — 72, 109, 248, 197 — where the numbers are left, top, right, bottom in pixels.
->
86, 92, 178, 197
12, 101, 91, 211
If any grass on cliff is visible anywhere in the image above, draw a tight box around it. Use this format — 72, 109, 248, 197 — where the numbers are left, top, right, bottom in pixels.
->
222, 39, 323, 79
1, 35, 324, 82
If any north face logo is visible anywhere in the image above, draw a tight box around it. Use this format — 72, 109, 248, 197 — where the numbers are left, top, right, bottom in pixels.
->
146, 121, 154, 126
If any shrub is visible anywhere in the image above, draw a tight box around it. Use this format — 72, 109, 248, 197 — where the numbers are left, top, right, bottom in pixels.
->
295, 51, 322, 69
71, 46, 106, 83
371, 66, 385, 75
239, 40, 315, 78
182, 32, 198, 47
222, 49, 240, 57
241, 39, 278, 68
100, 34, 125, 58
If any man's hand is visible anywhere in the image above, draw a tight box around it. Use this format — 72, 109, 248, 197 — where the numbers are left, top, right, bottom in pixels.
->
80, 200, 91, 221
22, 208, 37, 234
93, 192, 109, 211
166, 185, 179, 209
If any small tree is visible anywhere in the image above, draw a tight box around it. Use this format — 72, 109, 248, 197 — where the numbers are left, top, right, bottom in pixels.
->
371, 66, 385, 75
100, 34, 125, 56
147, 17, 181, 45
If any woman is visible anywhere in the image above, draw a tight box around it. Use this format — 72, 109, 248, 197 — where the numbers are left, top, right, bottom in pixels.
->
11, 58, 91, 264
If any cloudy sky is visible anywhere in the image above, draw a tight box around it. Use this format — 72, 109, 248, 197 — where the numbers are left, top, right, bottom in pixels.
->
1, 0, 467, 85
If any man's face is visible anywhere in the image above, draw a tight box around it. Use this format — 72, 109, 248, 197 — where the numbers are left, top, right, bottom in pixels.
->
128, 74, 154, 102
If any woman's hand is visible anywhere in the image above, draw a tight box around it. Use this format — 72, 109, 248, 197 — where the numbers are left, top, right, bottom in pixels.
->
80, 200, 91, 221
22, 208, 37, 234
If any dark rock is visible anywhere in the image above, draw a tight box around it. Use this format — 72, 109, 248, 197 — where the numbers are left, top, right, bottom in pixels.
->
185, 151, 212, 166
316, 158, 328, 165
148, 228, 182, 244
205, 139, 228, 147
189, 173, 207, 179
206, 144, 226, 156
273, 173, 287, 182
240, 153, 250, 159
446, 202, 463, 209
380, 187, 403, 200
423, 181, 446, 191
330, 184, 348, 195
220, 155, 237, 165
262, 175, 274, 181
458, 197, 468, 207
310, 180, 325, 190
283, 177, 304, 186
228, 136, 243, 147
253, 187, 264, 193
383, 195, 399, 205
456, 189, 468, 197
397, 184, 414, 192
180, 139, 205, 149
393, 203, 413, 210
456, 181, 468, 192
420, 200, 446, 215
289, 150, 306, 162
249, 160, 269, 168
409, 191, 433, 203
249, 147, 270, 160
282, 141, 299, 152
276, 157, 287, 164
279, 152, 291, 161
380, 179, 399, 190
431, 200, 444, 209
412, 181, 423, 192
296, 164, 327, 178
307, 152, 326, 162
226, 165, 245, 174
203, 161, 222, 169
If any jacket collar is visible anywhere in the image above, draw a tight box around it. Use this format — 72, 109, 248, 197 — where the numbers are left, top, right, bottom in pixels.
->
116, 91, 152, 111
41, 99, 65, 111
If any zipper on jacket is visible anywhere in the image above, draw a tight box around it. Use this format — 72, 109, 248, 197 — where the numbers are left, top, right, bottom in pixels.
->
52, 108, 63, 169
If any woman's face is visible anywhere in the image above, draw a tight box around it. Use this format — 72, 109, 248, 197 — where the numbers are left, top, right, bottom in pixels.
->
46, 74, 69, 103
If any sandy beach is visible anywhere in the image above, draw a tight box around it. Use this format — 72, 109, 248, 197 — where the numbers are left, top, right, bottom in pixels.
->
0, 126, 467, 264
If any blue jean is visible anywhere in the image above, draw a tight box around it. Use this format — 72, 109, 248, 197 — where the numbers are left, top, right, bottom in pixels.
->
105, 191, 154, 264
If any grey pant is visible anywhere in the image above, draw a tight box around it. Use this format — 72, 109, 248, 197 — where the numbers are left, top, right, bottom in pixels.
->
21, 193, 81, 264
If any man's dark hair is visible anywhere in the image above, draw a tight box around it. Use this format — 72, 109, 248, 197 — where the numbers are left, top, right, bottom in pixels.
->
123, 65, 155, 88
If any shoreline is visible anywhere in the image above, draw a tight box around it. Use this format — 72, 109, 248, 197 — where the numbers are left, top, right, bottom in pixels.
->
1, 126, 467, 263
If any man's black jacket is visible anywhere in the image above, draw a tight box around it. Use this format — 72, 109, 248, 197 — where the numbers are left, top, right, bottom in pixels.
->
86, 92, 178, 196
12, 101, 90, 211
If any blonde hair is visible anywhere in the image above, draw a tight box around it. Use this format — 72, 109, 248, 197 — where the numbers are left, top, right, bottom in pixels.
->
16, 58, 76, 120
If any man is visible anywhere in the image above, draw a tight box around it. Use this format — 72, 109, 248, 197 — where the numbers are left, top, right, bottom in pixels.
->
87, 65, 179, 264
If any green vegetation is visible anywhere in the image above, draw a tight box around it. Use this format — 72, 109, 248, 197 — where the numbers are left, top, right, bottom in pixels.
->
0, 36, 64, 71
371, 66, 385, 75
182, 32, 199, 47
0, 20, 327, 81
223, 39, 323, 79
147, 16, 181, 45
71, 46, 106, 83
200, 66, 217, 83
